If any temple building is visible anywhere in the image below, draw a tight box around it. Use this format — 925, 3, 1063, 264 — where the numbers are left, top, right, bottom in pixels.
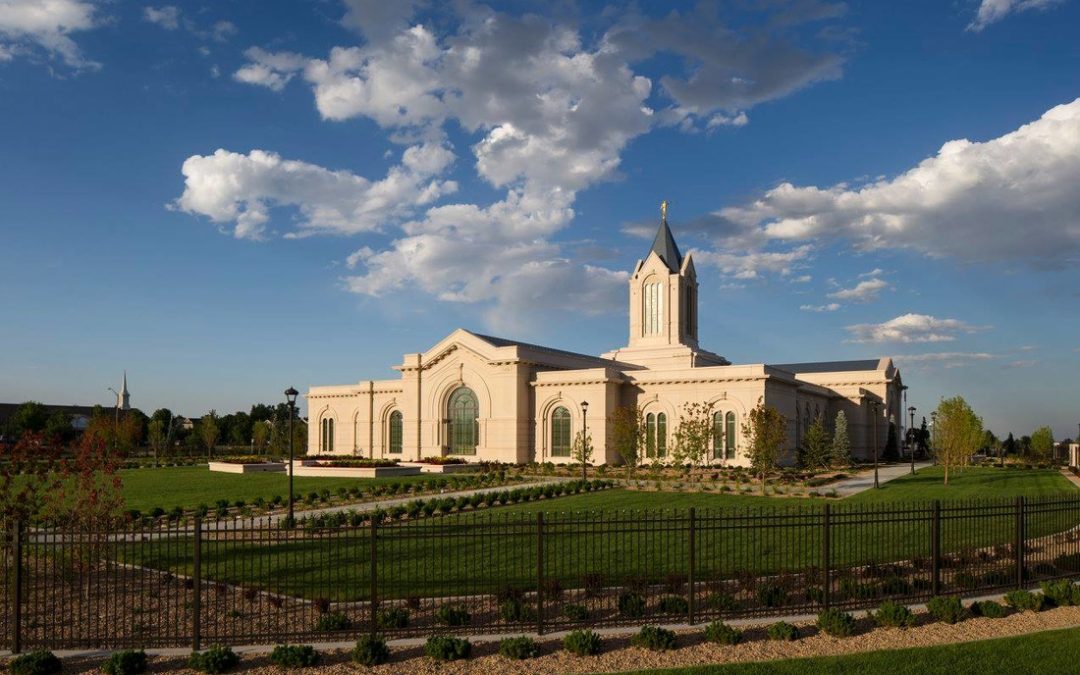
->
307, 206, 904, 466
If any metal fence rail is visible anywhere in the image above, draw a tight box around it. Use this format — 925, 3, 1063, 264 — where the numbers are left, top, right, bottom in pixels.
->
3, 495, 1080, 651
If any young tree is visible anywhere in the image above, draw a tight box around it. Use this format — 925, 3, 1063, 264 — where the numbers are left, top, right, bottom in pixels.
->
3, 401, 49, 437
830, 411, 851, 467
672, 401, 715, 470
742, 399, 787, 494
935, 396, 983, 486
1002, 431, 1016, 467
571, 430, 593, 481
799, 415, 831, 470
147, 418, 168, 464
199, 411, 220, 461
608, 405, 645, 474
252, 420, 271, 452
43, 410, 75, 445
1031, 426, 1055, 461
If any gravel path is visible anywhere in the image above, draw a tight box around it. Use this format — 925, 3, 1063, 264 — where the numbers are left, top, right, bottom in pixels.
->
43, 599, 1080, 674
828, 461, 934, 496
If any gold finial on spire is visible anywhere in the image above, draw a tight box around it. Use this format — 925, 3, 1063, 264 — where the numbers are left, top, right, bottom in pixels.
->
660, 199, 669, 222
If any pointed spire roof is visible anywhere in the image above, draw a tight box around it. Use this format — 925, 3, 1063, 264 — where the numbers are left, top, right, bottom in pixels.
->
648, 200, 682, 273
120, 370, 128, 395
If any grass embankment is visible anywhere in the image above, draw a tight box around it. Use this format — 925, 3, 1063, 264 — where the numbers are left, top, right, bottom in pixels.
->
119, 466, 1080, 600
624, 626, 1080, 674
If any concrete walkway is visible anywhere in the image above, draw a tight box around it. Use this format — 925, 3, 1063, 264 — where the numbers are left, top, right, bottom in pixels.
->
828, 461, 934, 496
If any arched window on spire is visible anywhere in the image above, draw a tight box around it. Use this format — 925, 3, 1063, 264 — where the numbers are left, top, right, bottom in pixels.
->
643, 282, 663, 335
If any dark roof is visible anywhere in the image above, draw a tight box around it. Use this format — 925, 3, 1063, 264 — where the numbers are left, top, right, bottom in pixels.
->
468, 331, 624, 368
649, 219, 683, 272
770, 359, 883, 374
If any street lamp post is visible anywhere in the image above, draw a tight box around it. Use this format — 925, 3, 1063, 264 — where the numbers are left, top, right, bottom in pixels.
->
930, 411, 938, 461
908, 405, 917, 475
285, 387, 299, 526
872, 401, 880, 489
107, 387, 120, 455
580, 401, 589, 481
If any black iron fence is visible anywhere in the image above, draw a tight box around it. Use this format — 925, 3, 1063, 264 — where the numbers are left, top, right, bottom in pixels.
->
3, 495, 1080, 652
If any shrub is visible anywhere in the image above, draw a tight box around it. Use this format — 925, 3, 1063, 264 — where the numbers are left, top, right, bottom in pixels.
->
1054, 553, 1080, 573
766, 621, 799, 641
269, 645, 320, 669
314, 611, 352, 631
376, 606, 410, 629
618, 591, 646, 617
424, 636, 472, 661
499, 598, 534, 622
1041, 580, 1080, 607
871, 601, 916, 628
101, 650, 147, 675
703, 621, 742, 645
435, 603, 471, 626
563, 629, 602, 656
816, 609, 857, 637
188, 645, 239, 674
927, 596, 965, 624
631, 625, 677, 651
351, 636, 389, 666
563, 603, 588, 621
657, 595, 689, 614
705, 593, 740, 611
756, 583, 788, 608
1005, 589, 1047, 612
970, 600, 1007, 618
9, 650, 62, 675
953, 572, 978, 590
499, 636, 540, 660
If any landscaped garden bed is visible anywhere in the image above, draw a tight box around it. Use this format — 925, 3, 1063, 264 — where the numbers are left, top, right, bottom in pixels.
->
290, 457, 421, 477
402, 456, 481, 473
208, 457, 285, 474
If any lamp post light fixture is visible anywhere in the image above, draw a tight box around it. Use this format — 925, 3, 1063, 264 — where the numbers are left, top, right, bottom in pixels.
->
908, 406, 917, 474
580, 401, 589, 481
871, 401, 880, 489
285, 386, 299, 526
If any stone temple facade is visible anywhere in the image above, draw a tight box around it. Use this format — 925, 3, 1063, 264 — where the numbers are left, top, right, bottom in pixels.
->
307, 212, 905, 466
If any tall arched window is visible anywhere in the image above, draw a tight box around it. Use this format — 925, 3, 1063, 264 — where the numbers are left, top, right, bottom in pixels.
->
725, 411, 736, 459
646, 413, 656, 458
388, 410, 403, 454
656, 412, 667, 458
685, 288, 694, 337
712, 411, 723, 460
551, 406, 571, 457
448, 387, 479, 455
643, 282, 663, 335
795, 406, 801, 446
321, 418, 334, 453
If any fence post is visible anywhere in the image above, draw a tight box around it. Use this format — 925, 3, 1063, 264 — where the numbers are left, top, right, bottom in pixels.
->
931, 500, 941, 597
1015, 496, 1025, 589
687, 508, 696, 625
821, 504, 831, 611
11, 518, 23, 654
536, 512, 544, 636
192, 517, 202, 652
369, 517, 378, 638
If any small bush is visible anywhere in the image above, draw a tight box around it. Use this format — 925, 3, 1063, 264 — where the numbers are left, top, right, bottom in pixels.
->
1054, 553, 1080, 573
563, 603, 587, 621
657, 595, 689, 614
269, 645, 320, 669
424, 636, 472, 661
499, 598, 534, 622
498, 636, 540, 660
188, 645, 239, 674
816, 609, 857, 637
376, 606, 410, 629
618, 591, 646, 617
705, 593, 740, 611
563, 629, 602, 656
756, 584, 788, 608
314, 611, 352, 631
10, 650, 62, 675
631, 625, 677, 652
766, 621, 799, 641
703, 621, 742, 645
1005, 589, 1047, 612
351, 636, 389, 666
101, 649, 147, 675
927, 596, 965, 624
1041, 580, 1080, 607
435, 603, 471, 626
970, 600, 1007, 618
871, 601, 916, 628
953, 572, 978, 590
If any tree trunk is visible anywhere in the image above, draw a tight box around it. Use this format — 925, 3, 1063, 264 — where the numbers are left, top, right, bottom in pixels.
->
944, 463, 949, 486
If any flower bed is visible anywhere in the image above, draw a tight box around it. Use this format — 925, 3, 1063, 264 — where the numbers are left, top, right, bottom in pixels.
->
416, 456, 467, 465
208, 460, 285, 474
291, 459, 420, 478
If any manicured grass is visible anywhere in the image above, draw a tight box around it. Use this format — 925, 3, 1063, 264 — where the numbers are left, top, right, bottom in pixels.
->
119, 466, 449, 512
846, 465, 1075, 504
619, 627, 1080, 674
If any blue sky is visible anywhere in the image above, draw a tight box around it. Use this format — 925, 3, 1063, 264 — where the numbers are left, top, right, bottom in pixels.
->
0, 0, 1077, 439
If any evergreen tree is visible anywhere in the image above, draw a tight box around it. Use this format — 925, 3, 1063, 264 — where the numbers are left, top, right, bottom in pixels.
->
830, 411, 851, 467
799, 415, 831, 470
884, 421, 899, 461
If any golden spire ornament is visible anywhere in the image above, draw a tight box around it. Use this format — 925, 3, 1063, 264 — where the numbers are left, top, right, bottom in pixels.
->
660, 199, 669, 222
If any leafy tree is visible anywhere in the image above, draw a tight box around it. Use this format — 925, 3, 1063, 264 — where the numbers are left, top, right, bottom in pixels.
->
1019, 435, 1032, 456
742, 399, 786, 494
672, 401, 715, 469
199, 411, 220, 460
228, 411, 252, 446
1003, 432, 1017, 456
608, 405, 645, 473
252, 420, 271, 452
799, 415, 831, 470
4, 401, 48, 436
571, 430, 593, 481
935, 396, 983, 486
830, 411, 851, 467
43, 410, 75, 445
147, 419, 168, 463
150, 408, 173, 429
1031, 426, 1055, 461
982, 429, 1000, 455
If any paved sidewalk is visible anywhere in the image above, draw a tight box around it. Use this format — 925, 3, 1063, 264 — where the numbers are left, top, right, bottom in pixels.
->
828, 461, 933, 496
1060, 468, 1080, 490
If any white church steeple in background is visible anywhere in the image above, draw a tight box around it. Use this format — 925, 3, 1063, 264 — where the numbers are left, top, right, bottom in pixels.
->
118, 371, 130, 411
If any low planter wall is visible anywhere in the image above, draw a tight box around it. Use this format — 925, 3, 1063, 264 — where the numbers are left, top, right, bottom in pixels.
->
208, 461, 285, 474
400, 461, 481, 474
287, 462, 422, 478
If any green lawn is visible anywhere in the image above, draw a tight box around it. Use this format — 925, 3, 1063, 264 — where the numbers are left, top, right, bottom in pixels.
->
119, 466, 449, 512
846, 465, 1075, 504
621, 627, 1080, 674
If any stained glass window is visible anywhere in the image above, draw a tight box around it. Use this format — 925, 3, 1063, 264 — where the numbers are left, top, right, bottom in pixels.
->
551, 406, 571, 457
448, 387, 478, 455
389, 410, 402, 454
725, 412, 736, 459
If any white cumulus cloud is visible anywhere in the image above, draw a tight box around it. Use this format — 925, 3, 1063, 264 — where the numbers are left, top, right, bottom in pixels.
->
968, 0, 1064, 31
0, 0, 100, 69
846, 314, 986, 344
801, 303, 840, 312
828, 276, 889, 302
143, 6, 180, 30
